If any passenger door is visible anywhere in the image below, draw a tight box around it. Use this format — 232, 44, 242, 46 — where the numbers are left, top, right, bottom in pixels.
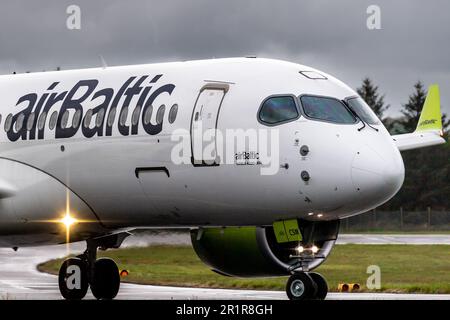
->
190, 83, 229, 166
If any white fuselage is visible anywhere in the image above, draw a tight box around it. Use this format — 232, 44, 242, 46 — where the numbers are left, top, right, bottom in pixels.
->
0, 58, 404, 247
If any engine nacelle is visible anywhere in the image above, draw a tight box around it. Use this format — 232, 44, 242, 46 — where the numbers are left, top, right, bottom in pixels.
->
190, 220, 339, 277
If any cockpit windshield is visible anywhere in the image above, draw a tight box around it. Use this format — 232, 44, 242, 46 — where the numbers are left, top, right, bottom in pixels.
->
300, 95, 356, 124
345, 97, 380, 125
259, 96, 299, 125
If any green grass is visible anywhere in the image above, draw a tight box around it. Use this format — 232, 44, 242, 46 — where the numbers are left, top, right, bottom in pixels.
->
38, 244, 450, 294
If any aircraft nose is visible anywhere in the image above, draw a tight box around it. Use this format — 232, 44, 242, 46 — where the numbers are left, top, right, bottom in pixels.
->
382, 153, 405, 191
351, 146, 404, 206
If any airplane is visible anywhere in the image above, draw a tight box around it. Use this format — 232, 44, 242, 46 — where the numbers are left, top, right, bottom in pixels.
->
0, 57, 445, 300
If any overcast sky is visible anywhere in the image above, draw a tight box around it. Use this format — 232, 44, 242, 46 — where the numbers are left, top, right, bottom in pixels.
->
0, 0, 449, 117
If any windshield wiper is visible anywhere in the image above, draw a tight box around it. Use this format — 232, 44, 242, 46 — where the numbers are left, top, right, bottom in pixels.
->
342, 100, 379, 132
365, 121, 379, 132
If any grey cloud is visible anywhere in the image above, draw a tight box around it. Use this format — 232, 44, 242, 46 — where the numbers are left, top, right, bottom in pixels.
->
0, 0, 449, 116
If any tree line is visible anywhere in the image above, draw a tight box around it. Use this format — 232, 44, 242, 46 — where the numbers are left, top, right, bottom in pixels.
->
357, 78, 449, 210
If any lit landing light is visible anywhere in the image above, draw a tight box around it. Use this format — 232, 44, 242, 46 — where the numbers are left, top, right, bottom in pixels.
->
295, 245, 319, 254
59, 212, 79, 248
308, 213, 324, 218
60, 212, 78, 228
296, 245, 304, 253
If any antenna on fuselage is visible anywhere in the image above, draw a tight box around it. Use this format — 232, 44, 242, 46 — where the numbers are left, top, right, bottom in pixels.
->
99, 55, 108, 69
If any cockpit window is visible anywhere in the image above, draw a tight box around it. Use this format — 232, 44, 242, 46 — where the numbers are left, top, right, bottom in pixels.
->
300, 95, 356, 124
345, 97, 380, 125
259, 96, 299, 125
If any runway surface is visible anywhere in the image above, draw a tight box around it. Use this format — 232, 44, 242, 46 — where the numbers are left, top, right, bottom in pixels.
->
337, 234, 450, 245
1, 233, 450, 300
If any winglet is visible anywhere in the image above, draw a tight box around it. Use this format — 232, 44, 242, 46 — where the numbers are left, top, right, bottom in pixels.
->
416, 84, 442, 133
392, 84, 446, 151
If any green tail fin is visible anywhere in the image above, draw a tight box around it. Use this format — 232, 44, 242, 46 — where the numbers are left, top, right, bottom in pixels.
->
416, 84, 442, 132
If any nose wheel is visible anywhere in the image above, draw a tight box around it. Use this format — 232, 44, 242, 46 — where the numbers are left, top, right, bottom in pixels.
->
309, 272, 328, 300
286, 272, 328, 300
58, 239, 122, 300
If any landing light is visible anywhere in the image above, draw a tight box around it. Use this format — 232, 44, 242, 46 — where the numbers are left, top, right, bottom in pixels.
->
60, 212, 78, 228
294, 245, 319, 254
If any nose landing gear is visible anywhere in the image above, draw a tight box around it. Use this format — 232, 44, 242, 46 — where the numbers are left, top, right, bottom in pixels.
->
286, 272, 328, 300
58, 233, 129, 300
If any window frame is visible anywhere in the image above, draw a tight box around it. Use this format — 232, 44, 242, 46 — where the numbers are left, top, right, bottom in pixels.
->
344, 95, 380, 125
168, 103, 178, 124
15, 113, 25, 132
49, 111, 58, 130
143, 105, 153, 125
72, 109, 82, 128
4, 114, 12, 132
61, 110, 70, 129
26, 112, 35, 131
156, 104, 165, 125
107, 108, 117, 127
298, 93, 358, 125
38, 112, 47, 131
131, 105, 142, 126
119, 106, 129, 127
96, 108, 106, 128
257, 94, 301, 127
84, 109, 93, 128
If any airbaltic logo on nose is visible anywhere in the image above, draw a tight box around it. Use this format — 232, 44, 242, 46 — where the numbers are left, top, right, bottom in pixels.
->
6, 75, 176, 142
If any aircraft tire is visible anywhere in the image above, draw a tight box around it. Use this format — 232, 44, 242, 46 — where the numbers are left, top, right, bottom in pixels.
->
90, 258, 120, 300
58, 257, 89, 300
286, 273, 317, 300
309, 272, 328, 300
